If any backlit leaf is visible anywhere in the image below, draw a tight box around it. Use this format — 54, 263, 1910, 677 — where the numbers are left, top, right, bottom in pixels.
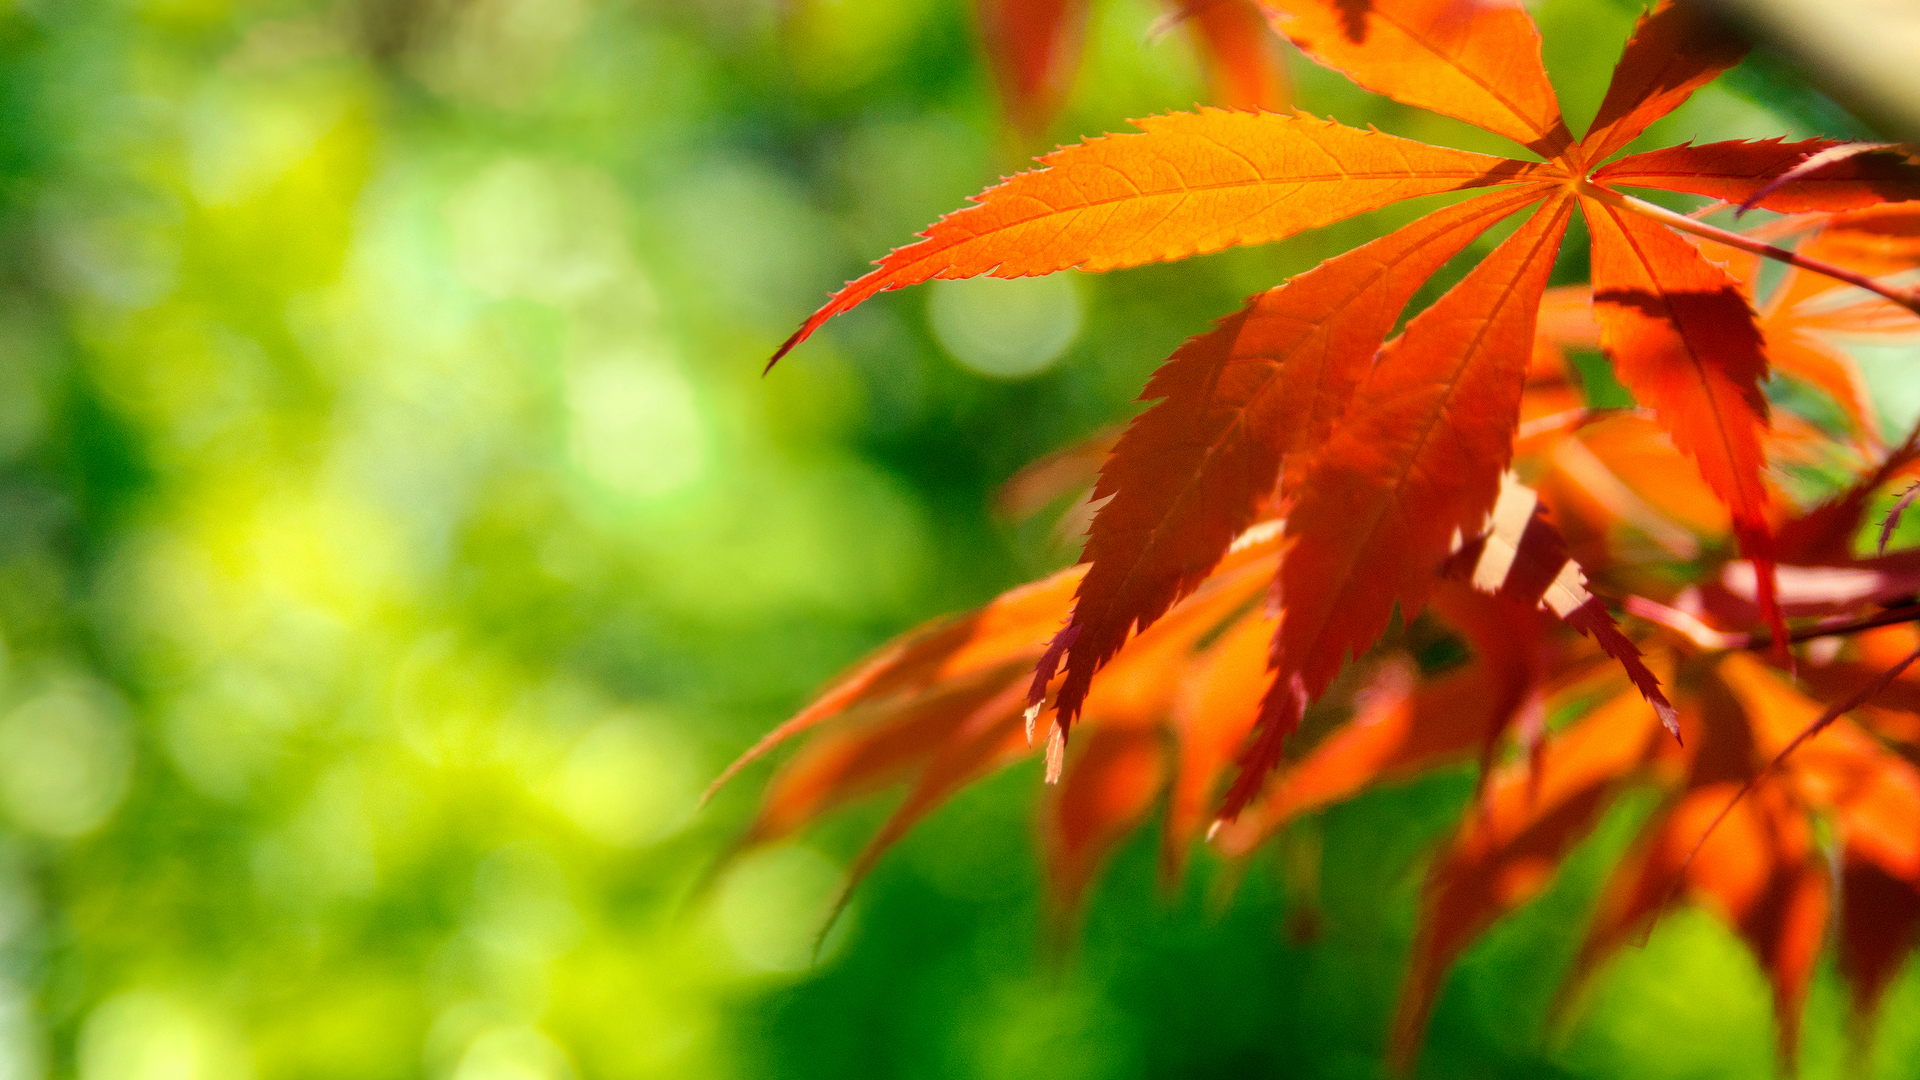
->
1226, 193, 1575, 815
1258, 0, 1571, 157
773, 110, 1554, 365
1579, 0, 1747, 165
1581, 194, 1786, 650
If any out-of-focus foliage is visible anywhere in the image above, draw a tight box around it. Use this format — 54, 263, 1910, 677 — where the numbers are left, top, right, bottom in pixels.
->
0, 0, 1913, 1078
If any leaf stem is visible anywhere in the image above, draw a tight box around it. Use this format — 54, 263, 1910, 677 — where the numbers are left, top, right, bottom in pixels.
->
1782, 603, 1920, 646
1575, 179, 1920, 315
1627, 597, 1920, 652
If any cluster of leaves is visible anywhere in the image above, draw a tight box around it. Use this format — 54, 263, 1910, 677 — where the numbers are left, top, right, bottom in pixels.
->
723, 0, 1920, 1067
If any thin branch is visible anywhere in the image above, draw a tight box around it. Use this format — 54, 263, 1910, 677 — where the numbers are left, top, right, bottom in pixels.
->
1625, 595, 1751, 650
1627, 598, 1920, 653
1575, 179, 1920, 316
1733, 142, 1903, 217
1783, 603, 1920, 646
1515, 406, 1658, 441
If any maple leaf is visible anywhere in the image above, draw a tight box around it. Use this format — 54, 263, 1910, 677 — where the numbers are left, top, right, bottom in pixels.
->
726, 3, 1920, 1072
768, 109, 1552, 370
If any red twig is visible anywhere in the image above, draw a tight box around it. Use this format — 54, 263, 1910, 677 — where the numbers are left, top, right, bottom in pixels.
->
1577, 179, 1920, 316
1733, 142, 1903, 218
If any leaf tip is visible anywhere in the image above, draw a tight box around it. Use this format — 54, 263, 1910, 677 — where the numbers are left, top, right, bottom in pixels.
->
1029, 621, 1081, 717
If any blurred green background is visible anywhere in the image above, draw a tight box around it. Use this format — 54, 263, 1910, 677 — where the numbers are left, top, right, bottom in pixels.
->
0, 0, 1913, 1077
